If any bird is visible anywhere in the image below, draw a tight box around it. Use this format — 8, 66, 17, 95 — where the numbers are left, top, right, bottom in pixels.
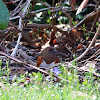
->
37, 46, 59, 68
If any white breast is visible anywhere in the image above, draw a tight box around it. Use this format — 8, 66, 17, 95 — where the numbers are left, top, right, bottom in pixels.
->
39, 60, 58, 69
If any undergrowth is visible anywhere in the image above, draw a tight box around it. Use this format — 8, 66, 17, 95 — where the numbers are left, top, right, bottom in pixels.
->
0, 61, 100, 100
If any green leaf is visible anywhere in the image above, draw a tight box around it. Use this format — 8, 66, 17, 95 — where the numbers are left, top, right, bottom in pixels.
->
0, 0, 9, 30
75, 14, 83, 20
59, 12, 62, 16
48, 10, 51, 15
33, 3, 46, 11
82, 79, 88, 85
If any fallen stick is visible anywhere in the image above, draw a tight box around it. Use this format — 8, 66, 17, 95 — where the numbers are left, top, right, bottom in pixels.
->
0, 51, 69, 83
71, 20, 100, 62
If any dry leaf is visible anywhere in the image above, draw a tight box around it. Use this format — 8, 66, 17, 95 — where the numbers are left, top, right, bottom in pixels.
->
76, 0, 89, 15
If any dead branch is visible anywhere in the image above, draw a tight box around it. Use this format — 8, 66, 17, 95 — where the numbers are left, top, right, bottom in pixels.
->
11, 0, 32, 57
71, 18, 100, 62
0, 51, 69, 83
26, 23, 69, 36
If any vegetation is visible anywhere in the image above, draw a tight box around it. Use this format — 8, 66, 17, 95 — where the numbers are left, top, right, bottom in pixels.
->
0, 64, 99, 100
0, 0, 100, 100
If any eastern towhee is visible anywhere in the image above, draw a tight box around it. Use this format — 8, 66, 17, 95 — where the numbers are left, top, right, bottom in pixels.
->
37, 46, 59, 68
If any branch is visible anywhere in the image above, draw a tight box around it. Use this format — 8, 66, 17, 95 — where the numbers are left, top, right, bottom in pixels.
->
12, 0, 24, 13
11, 0, 32, 57
0, 51, 69, 83
26, 23, 69, 36
11, 18, 22, 57
71, 18, 100, 62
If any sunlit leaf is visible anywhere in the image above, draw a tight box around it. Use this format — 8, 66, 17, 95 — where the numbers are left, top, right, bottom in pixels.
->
76, 0, 89, 15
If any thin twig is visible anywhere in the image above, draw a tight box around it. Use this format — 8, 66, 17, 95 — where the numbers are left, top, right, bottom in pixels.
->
61, 11, 73, 27
22, 0, 31, 17
67, 11, 95, 32
78, 49, 100, 63
26, 23, 69, 36
66, 62, 100, 77
38, 0, 51, 7
11, 0, 32, 57
71, 20, 100, 62
9, 16, 20, 20
86, 49, 100, 62
11, 32, 22, 57
12, 0, 24, 13
11, 2, 27, 17
0, 51, 69, 83
30, 7, 59, 14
